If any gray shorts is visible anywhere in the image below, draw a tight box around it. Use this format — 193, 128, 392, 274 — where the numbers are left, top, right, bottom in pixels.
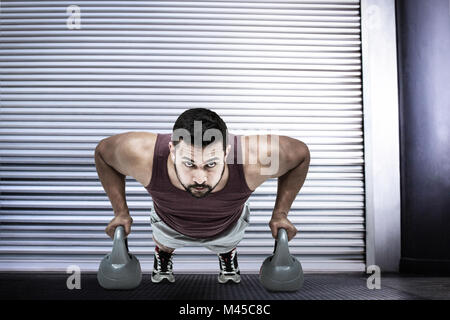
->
150, 200, 250, 254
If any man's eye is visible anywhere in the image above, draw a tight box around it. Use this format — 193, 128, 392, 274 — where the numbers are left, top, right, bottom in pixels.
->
206, 162, 216, 168
184, 162, 193, 167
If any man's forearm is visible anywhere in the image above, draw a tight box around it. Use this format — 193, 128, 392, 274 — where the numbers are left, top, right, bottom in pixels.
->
272, 156, 310, 217
94, 147, 129, 216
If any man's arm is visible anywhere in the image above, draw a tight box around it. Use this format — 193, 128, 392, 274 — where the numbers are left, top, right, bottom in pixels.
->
272, 137, 310, 217
94, 139, 130, 216
256, 135, 311, 241
94, 131, 155, 238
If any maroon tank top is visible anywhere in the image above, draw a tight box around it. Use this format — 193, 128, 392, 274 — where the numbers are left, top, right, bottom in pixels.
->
145, 132, 254, 239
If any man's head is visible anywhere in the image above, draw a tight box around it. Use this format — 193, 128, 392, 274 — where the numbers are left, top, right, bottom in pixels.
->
169, 108, 231, 198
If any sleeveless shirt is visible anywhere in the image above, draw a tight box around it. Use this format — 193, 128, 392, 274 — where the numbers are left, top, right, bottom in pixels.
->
145, 132, 254, 239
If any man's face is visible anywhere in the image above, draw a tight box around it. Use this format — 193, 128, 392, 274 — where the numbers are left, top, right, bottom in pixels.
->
169, 140, 230, 198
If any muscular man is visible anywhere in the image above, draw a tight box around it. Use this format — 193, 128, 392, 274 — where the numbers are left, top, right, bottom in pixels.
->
95, 108, 310, 284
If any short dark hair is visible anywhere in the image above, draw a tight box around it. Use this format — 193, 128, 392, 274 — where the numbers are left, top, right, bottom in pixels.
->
172, 108, 228, 152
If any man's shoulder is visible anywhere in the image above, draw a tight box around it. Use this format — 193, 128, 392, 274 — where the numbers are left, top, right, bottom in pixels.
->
239, 135, 271, 191
116, 131, 158, 187
239, 134, 275, 166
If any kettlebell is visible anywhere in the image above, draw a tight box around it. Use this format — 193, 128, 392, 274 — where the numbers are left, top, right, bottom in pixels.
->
259, 228, 304, 292
97, 225, 142, 290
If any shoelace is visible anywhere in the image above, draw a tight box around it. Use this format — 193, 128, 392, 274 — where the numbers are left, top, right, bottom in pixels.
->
156, 249, 173, 273
219, 250, 237, 273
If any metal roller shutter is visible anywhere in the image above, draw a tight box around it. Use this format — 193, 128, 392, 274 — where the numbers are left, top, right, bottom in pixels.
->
0, 0, 365, 273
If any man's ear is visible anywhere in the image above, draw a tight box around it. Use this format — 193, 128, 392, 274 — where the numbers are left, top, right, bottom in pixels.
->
168, 142, 176, 161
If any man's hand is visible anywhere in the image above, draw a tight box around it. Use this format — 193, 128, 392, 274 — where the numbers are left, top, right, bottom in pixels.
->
269, 211, 298, 241
105, 212, 133, 239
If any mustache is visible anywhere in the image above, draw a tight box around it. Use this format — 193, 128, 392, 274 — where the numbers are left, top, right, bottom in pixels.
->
190, 185, 209, 188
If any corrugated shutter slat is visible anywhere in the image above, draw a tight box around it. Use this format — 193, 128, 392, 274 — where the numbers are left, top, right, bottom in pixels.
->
0, 0, 364, 273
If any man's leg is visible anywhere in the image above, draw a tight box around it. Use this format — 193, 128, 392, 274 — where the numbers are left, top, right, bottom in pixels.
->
150, 207, 181, 283
205, 201, 250, 284
152, 235, 176, 283
153, 235, 175, 253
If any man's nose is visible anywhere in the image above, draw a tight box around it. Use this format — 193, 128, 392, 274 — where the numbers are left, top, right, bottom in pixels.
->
193, 172, 207, 185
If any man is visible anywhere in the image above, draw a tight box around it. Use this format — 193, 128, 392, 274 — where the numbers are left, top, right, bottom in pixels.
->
95, 108, 310, 284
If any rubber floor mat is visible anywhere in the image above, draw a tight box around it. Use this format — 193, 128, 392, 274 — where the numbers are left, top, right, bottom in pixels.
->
0, 273, 424, 300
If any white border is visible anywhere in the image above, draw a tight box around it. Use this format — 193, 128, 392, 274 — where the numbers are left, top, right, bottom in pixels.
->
361, 0, 401, 272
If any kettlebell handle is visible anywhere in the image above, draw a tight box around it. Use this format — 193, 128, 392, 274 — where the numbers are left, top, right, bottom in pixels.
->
114, 225, 130, 249
114, 225, 125, 241
272, 228, 292, 266
277, 228, 288, 243
111, 225, 130, 264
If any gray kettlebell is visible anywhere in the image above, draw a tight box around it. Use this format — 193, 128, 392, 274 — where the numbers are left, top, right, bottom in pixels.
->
259, 228, 304, 292
97, 225, 142, 290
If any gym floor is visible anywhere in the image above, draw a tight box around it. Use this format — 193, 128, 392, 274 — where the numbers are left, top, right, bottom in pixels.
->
1, 272, 449, 300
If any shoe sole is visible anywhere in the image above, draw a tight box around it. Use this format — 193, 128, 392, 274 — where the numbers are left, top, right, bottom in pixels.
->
218, 276, 241, 284
151, 275, 175, 283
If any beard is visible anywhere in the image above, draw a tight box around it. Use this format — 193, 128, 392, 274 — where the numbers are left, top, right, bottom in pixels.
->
173, 159, 226, 199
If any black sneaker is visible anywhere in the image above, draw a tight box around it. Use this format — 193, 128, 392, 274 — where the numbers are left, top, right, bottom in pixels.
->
217, 248, 241, 284
151, 246, 175, 283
